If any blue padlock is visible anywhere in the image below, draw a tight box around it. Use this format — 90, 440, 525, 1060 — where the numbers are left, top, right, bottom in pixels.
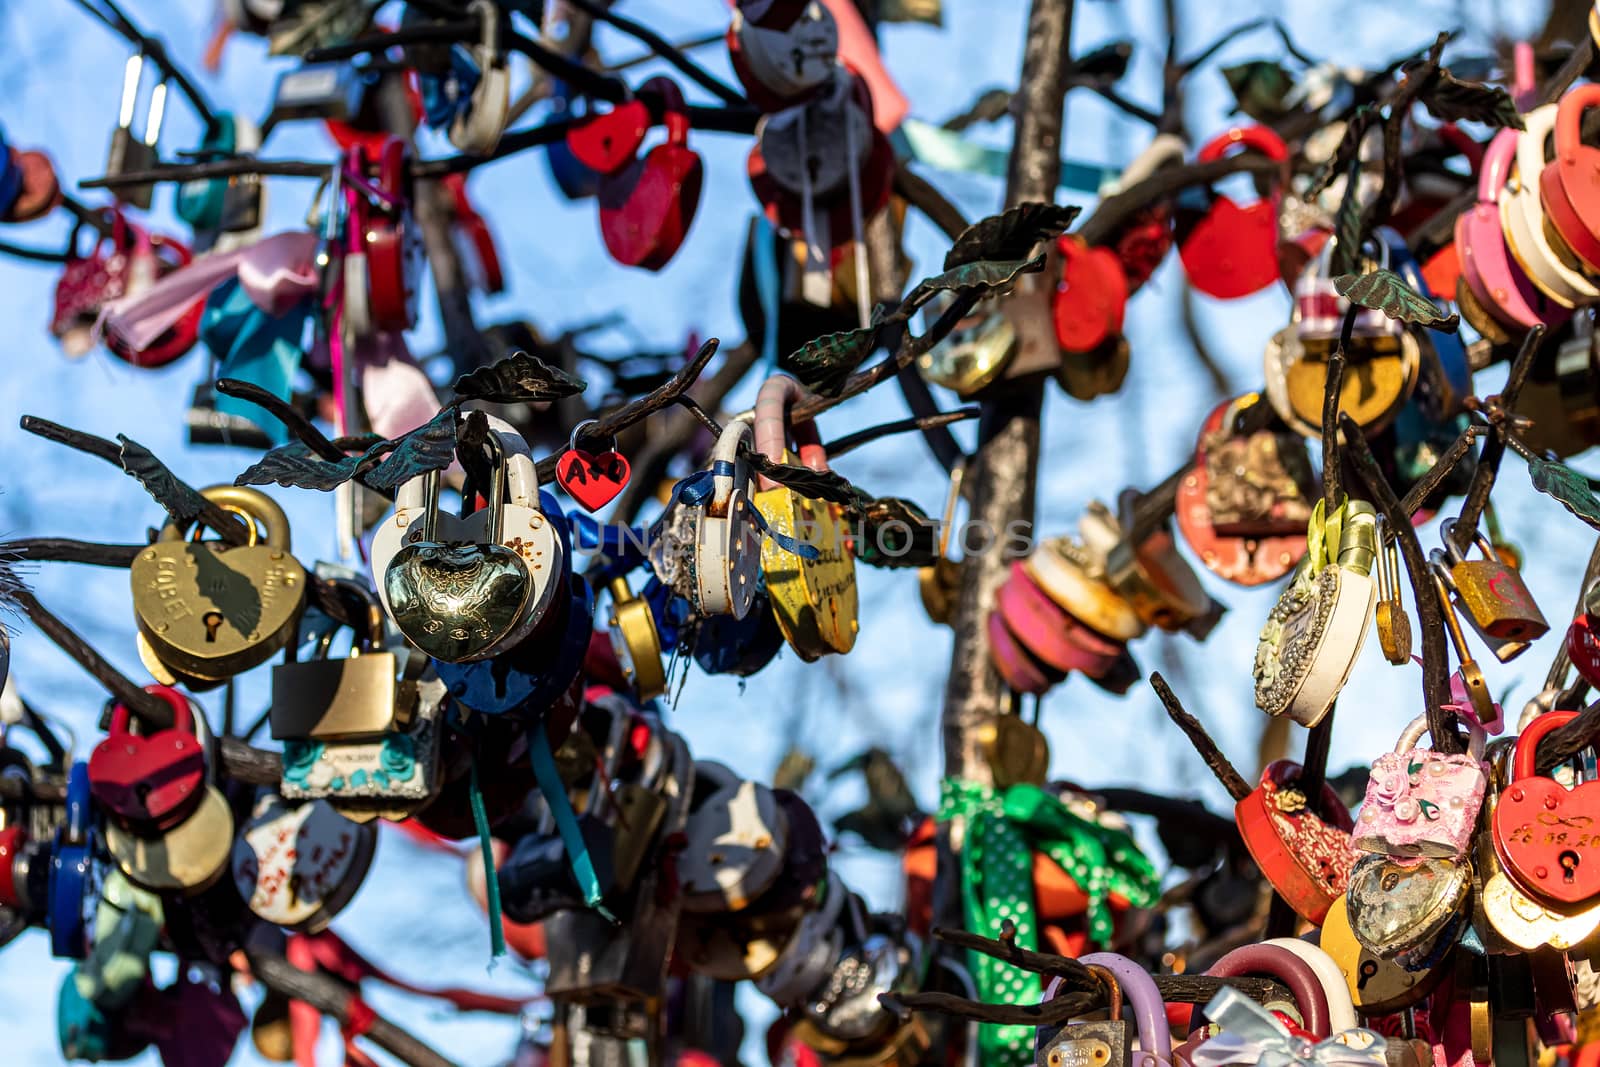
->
174, 114, 236, 231
48, 761, 93, 960
693, 576, 785, 677
0, 126, 21, 220
544, 81, 600, 200
1379, 227, 1472, 421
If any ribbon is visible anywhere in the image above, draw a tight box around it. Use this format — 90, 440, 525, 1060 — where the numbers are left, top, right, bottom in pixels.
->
1189, 988, 1389, 1067
528, 722, 614, 921
752, 214, 781, 373
420, 46, 482, 129
201, 277, 313, 445
662, 462, 822, 560
354, 331, 446, 439
468, 749, 508, 960
937, 778, 1160, 1067
892, 118, 1115, 194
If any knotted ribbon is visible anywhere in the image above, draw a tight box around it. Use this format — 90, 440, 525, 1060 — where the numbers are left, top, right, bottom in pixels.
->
1189, 987, 1388, 1067
657, 461, 821, 560
937, 778, 1160, 1067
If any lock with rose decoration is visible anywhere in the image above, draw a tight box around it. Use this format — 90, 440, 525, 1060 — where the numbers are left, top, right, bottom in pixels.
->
1352, 712, 1487, 861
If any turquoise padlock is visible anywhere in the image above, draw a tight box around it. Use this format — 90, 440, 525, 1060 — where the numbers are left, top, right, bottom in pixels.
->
175, 114, 237, 231
76, 869, 163, 1011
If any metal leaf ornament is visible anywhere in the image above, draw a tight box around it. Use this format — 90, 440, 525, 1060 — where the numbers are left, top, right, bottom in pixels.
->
783, 327, 877, 397
234, 441, 375, 492
362, 408, 461, 493
1222, 60, 1296, 123
1527, 454, 1600, 531
909, 255, 1047, 308
1418, 68, 1524, 130
452, 350, 588, 404
1333, 269, 1461, 331
944, 203, 1080, 269
117, 436, 211, 527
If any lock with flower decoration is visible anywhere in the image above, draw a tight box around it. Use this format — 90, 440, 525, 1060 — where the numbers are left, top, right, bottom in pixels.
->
1352, 712, 1487, 861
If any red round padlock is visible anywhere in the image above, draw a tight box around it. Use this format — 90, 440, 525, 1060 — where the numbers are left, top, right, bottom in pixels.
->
1494, 710, 1600, 906
1052, 235, 1128, 354
364, 137, 424, 332
1540, 84, 1600, 274
1179, 125, 1288, 300
2, 149, 62, 223
600, 78, 704, 271
88, 685, 207, 831
1569, 614, 1600, 689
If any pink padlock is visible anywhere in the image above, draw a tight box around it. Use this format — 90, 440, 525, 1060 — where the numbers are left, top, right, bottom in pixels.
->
1351, 712, 1487, 861
1454, 127, 1568, 333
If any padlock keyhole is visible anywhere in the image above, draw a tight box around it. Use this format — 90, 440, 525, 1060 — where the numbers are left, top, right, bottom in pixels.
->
202, 611, 223, 643
1561, 849, 1582, 883
1356, 960, 1378, 990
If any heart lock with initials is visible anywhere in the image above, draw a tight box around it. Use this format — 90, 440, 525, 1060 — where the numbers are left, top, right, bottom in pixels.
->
1353, 711, 1488, 861
1176, 126, 1288, 300
230, 794, 375, 932
379, 419, 563, 663
1345, 851, 1471, 970
1541, 84, 1600, 276
1457, 127, 1567, 335
751, 374, 858, 660
1252, 498, 1378, 727
689, 420, 765, 620
1175, 394, 1313, 587
726, 0, 839, 112
1494, 710, 1600, 907
1503, 104, 1600, 310
88, 685, 207, 832
131, 486, 306, 684
1235, 759, 1356, 925
556, 419, 632, 512
51, 209, 203, 366
1052, 235, 1129, 355
1438, 518, 1548, 648
598, 78, 704, 271
444, 0, 511, 156
360, 136, 425, 332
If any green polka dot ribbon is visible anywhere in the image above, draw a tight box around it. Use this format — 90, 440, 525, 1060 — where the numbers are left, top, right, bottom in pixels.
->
937, 778, 1161, 1067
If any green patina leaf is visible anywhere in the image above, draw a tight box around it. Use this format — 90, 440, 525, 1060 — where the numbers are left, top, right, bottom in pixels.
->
781, 327, 878, 397
908, 255, 1046, 310
1223, 60, 1297, 123
118, 436, 210, 525
1419, 68, 1524, 130
452, 350, 588, 404
362, 408, 460, 493
944, 203, 1080, 269
1333, 268, 1460, 331
234, 440, 375, 492
1528, 453, 1600, 530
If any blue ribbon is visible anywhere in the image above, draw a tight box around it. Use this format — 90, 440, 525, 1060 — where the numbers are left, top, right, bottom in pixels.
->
661, 462, 821, 561
568, 512, 652, 585
752, 215, 781, 373
528, 724, 614, 921
420, 45, 482, 129
201, 277, 314, 446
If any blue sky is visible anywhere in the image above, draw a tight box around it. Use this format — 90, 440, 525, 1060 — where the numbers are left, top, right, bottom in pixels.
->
0, 0, 1570, 1063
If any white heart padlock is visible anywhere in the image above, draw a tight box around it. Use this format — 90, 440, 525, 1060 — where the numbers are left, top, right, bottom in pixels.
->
1501, 104, 1600, 309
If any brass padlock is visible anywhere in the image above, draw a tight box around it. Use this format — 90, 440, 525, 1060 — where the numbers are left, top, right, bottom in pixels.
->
606, 577, 665, 702
131, 486, 305, 682
269, 581, 401, 741
1441, 518, 1547, 645
1428, 560, 1497, 731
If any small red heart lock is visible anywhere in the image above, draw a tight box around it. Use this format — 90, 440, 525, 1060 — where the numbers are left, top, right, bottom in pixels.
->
599, 78, 703, 271
1494, 709, 1600, 906
556, 422, 631, 512
1541, 84, 1600, 274
1110, 204, 1173, 294
1568, 614, 1600, 688
88, 685, 207, 831
1052, 235, 1128, 353
1178, 125, 1288, 300
566, 99, 651, 177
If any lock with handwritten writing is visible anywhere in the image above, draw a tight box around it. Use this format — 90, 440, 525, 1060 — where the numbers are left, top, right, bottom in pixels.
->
1440, 519, 1547, 646
230, 794, 375, 932
1352, 712, 1487, 860
1493, 710, 1600, 908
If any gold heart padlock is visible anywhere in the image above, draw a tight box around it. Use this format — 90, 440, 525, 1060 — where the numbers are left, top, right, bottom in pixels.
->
131, 486, 306, 682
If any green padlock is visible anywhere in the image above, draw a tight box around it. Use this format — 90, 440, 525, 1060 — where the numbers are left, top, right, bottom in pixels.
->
75, 869, 163, 1011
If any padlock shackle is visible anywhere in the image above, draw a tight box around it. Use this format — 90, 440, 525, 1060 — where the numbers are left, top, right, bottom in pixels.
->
1515, 105, 1558, 201
157, 485, 292, 552
1196, 125, 1288, 166
476, 412, 541, 506
1511, 709, 1578, 783
753, 373, 827, 490
1394, 711, 1486, 760
1478, 127, 1519, 204
707, 419, 753, 516
107, 684, 193, 741
1079, 951, 1172, 1062
1204, 943, 1331, 1038
641, 76, 690, 147
1556, 84, 1600, 162
64, 761, 90, 846
1438, 518, 1496, 565
1261, 939, 1358, 1035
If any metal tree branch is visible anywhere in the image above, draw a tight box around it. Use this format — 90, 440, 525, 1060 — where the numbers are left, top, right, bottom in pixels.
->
1450, 325, 1545, 554
1150, 672, 1251, 800
823, 409, 981, 459
4, 539, 142, 567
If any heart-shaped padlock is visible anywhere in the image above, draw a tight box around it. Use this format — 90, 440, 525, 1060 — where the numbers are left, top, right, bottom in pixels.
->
1052, 235, 1128, 354
1567, 611, 1600, 688
1177, 126, 1288, 299
1494, 709, 1600, 906
88, 686, 206, 830
1540, 84, 1600, 275
1346, 853, 1470, 968
231, 795, 375, 931
727, 0, 838, 112
556, 421, 631, 512
599, 78, 703, 271
566, 98, 651, 176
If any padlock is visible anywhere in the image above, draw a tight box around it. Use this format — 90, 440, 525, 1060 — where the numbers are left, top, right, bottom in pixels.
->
600, 77, 703, 270
1502, 104, 1600, 309
996, 563, 1123, 680
1346, 852, 1470, 970
1023, 537, 1147, 643
267, 62, 366, 126
917, 289, 1017, 397
690, 420, 764, 619
363, 136, 424, 333
447, 0, 511, 155
1053, 952, 1172, 1067
176, 113, 263, 236
230, 794, 375, 932
104, 51, 165, 210
88, 685, 206, 831
381, 419, 562, 663
1456, 127, 1564, 334
1546, 86, 1600, 275
547, 80, 605, 198
607, 577, 666, 701
727, 0, 839, 112
1052, 236, 1128, 355
1036, 962, 1130, 1067
1262, 939, 1359, 1034
270, 585, 400, 741
74, 869, 162, 1012
751, 374, 858, 659
1092, 498, 1214, 637
555, 419, 631, 512
1352, 711, 1487, 860
47, 762, 93, 960
445, 173, 505, 295
52, 210, 202, 366
678, 769, 789, 913
1320, 893, 1443, 1016
1428, 559, 1509, 711
1176, 126, 1287, 300
1235, 760, 1354, 925
2, 145, 62, 224
1204, 944, 1332, 1037
131, 485, 306, 683
1494, 709, 1600, 907
566, 93, 651, 177
1373, 524, 1413, 664
1439, 518, 1547, 645
800, 931, 909, 1049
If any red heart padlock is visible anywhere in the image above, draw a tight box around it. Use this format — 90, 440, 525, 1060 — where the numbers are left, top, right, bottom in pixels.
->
599, 78, 703, 271
1053, 235, 1128, 353
1235, 760, 1354, 924
88, 685, 206, 831
444, 174, 504, 295
566, 98, 651, 176
1111, 204, 1173, 294
1569, 614, 1600, 688
1495, 709, 1600, 906
1540, 84, 1600, 274
1178, 126, 1288, 300
363, 137, 424, 332
556, 423, 632, 512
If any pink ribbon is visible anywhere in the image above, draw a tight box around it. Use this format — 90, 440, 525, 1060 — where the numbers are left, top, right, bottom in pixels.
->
356, 332, 444, 439
97, 230, 320, 353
